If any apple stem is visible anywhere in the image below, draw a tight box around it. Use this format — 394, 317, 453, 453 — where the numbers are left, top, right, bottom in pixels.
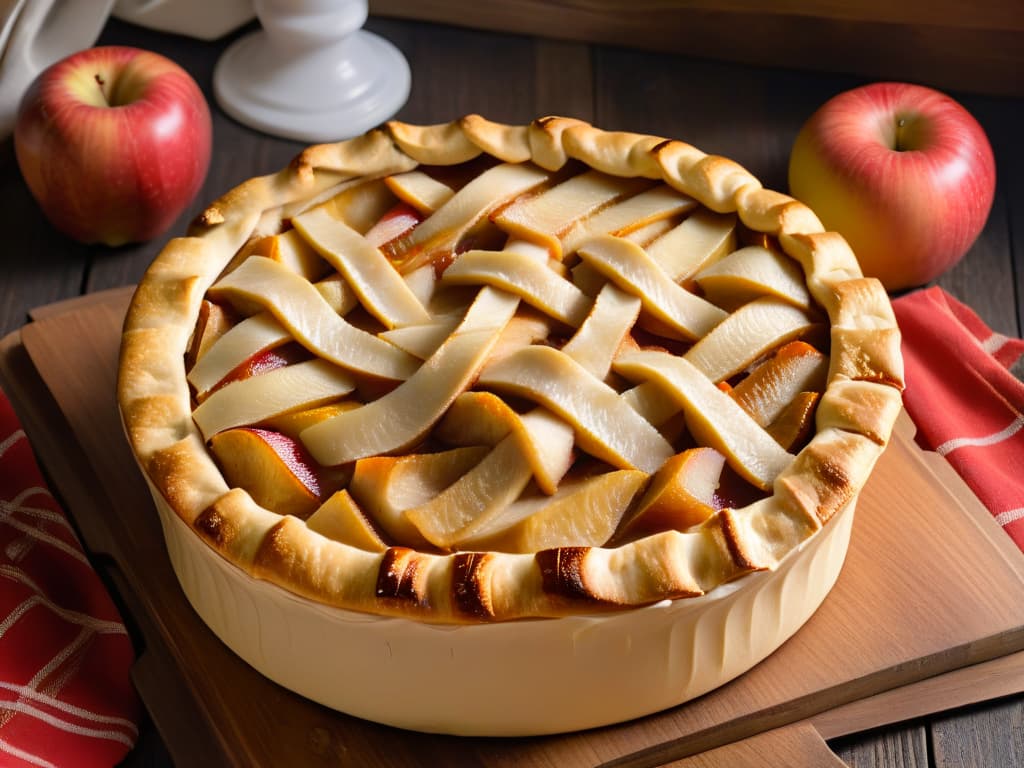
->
94, 73, 110, 107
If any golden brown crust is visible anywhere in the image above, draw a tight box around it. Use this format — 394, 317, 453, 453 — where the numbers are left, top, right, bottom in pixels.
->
773, 428, 883, 524
117, 116, 903, 624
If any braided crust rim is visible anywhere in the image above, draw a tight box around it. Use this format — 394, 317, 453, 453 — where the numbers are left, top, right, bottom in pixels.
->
117, 115, 904, 624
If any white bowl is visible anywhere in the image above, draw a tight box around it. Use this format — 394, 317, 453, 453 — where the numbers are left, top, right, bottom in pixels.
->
150, 476, 855, 736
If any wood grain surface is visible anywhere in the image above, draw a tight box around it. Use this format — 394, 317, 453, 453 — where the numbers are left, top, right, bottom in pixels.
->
0, 12, 1022, 768
370, 0, 1024, 97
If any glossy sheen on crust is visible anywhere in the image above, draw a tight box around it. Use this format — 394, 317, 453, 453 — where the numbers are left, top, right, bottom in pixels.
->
117, 116, 904, 624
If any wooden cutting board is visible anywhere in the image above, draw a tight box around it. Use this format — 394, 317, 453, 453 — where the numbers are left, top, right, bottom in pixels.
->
2, 286, 1024, 768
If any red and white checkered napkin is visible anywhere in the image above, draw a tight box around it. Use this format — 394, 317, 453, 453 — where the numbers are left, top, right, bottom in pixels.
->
0, 391, 139, 767
893, 286, 1024, 551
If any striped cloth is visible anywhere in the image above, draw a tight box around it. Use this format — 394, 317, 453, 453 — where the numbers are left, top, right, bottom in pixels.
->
893, 286, 1024, 551
0, 392, 139, 767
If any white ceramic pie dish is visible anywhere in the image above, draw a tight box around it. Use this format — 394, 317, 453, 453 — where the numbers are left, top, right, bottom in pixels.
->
117, 115, 905, 737
149, 472, 854, 736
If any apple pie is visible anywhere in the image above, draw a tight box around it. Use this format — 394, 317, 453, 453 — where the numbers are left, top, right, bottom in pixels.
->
117, 115, 903, 734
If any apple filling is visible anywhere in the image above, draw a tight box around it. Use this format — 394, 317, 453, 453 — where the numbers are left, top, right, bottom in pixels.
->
185, 160, 838, 559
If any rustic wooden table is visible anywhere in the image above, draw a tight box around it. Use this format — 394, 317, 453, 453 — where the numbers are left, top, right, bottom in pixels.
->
0, 13, 1021, 768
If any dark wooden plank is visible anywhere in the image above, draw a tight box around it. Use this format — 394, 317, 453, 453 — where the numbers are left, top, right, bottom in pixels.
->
0, 138, 87, 337
829, 724, 930, 767
370, 0, 1024, 97
931, 697, 1024, 768
338, 18, 594, 126
966, 96, 1024, 338
533, 39, 594, 122
590, 43, 866, 192
383, 18, 543, 125
934, 94, 1022, 338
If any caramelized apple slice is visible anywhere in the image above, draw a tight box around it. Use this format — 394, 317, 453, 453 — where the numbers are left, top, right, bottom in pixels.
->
618, 448, 725, 539
199, 343, 312, 403
188, 313, 290, 396
694, 245, 811, 311
350, 446, 489, 547
767, 391, 820, 451
458, 469, 648, 553
728, 340, 828, 426
258, 401, 359, 439
577, 234, 728, 341
683, 296, 819, 383
404, 433, 534, 550
478, 344, 674, 473
306, 490, 387, 552
614, 349, 793, 490
435, 391, 517, 447
209, 256, 420, 380
186, 300, 233, 371
209, 427, 349, 519
301, 287, 519, 465
293, 206, 430, 329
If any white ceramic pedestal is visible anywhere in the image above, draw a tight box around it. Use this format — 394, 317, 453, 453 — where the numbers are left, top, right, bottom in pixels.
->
213, 0, 410, 143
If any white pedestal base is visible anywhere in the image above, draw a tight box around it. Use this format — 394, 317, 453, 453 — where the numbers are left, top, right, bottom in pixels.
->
214, 26, 410, 143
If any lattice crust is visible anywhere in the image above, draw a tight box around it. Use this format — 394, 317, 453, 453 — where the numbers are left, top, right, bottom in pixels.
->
117, 116, 904, 623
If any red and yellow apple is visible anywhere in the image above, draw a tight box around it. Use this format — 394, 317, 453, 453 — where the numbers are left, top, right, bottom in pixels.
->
14, 46, 212, 246
788, 82, 995, 291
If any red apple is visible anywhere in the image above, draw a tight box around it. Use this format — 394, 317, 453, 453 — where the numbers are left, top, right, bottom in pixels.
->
788, 82, 995, 291
14, 46, 212, 247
